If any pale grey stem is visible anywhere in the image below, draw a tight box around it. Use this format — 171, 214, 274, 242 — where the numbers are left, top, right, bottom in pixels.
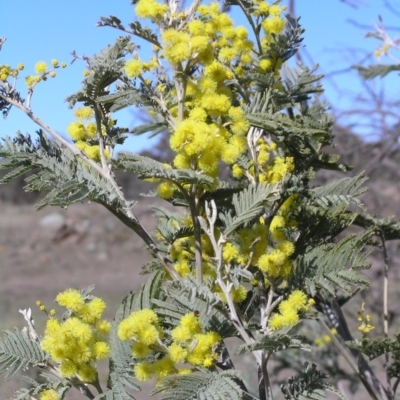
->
204, 200, 262, 365
380, 232, 393, 397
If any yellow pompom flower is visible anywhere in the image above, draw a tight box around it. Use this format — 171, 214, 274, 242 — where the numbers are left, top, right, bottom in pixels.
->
231, 285, 248, 303
35, 61, 48, 74
39, 389, 59, 400
77, 363, 97, 383
168, 343, 188, 363
180, 313, 202, 335
74, 106, 94, 120
92, 341, 110, 360
262, 16, 286, 35
269, 313, 285, 330
77, 298, 106, 323
171, 325, 192, 343
67, 122, 86, 141
223, 242, 239, 262
156, 181, 175, 199
134, 361, 153, 381
198, 76, 218, 94
152, 356, 176, 379
96, 319, 111, 334
174, 260, 191, 278
191, 35, 210, 53
219, 47, 238, 63
204, 60, 229, 82
56, 288, 84, 312
232, 164, 244, 179
178, 368, 192, 375
269, 4, 284, 16
131, 342, 151, 358
59, 360, 78, 378
137, 324, 160, 346
281, 308, 300, 326
259, 59, 273, 71
125, 59, 145, 78
286, 290, 308, 311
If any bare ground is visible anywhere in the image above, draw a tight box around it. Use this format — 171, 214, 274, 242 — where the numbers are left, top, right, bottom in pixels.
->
0, 201, 161, 400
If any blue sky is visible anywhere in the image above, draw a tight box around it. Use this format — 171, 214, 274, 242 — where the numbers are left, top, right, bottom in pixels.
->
1, 1, 398, 152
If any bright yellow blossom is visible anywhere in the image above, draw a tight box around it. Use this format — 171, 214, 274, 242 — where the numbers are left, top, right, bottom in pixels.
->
35, 61, 48, 74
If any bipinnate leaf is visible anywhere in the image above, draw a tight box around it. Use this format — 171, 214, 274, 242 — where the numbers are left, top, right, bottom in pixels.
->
115, 153, 214, 187
220, 182, 278, 236
238, 333, 311, 355
347, 337, 400, 361
0, 328, 46, 381
281, 362, 346, 400
151, 371, 243, 400
310, 173, 367, 210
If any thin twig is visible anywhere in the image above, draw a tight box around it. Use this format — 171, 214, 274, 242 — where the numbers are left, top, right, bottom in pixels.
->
380, 231, 393, 397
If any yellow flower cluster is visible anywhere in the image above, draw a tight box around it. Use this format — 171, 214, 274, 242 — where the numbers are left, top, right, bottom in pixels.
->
0, 64, 20, 82
165, 5, 254, 178
67, 106, 111, 162
238, 139, 295, 184
135, 0, 168, 21
256, 195, 297, 279
23, 59, 66, 89
118, 308, 162, 345
41, 289, 111, 382
118, 310, 221, 382
169, 313, 221, 368
269, 290, 309, 330
357, 302, 375, 337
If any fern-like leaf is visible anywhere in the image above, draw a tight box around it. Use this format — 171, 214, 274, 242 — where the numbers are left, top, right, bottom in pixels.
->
238, 333, 311, 355
347, 337, 400, 361
0, 329, 46, 381
310, 173, 367, 210
291, 231, 372, 297
115, 153, 214, 187
281, 362, 345, 400
220, 183, 278, 236
151, 371, 243, 400
103, 292, 140, 400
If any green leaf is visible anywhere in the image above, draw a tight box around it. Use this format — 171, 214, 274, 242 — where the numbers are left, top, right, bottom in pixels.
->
281, 362, 346, 400
132, 270, 165, 311
291, 231, 372, 297
97, 88, 152, 113
220, 182, 278, 236
0, 329, 47, 381
103, 292, 140, 400
151, 371, 243, 400
115, 153, 214, 187
310, 173, 367, 210
347, 337, 400, 361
